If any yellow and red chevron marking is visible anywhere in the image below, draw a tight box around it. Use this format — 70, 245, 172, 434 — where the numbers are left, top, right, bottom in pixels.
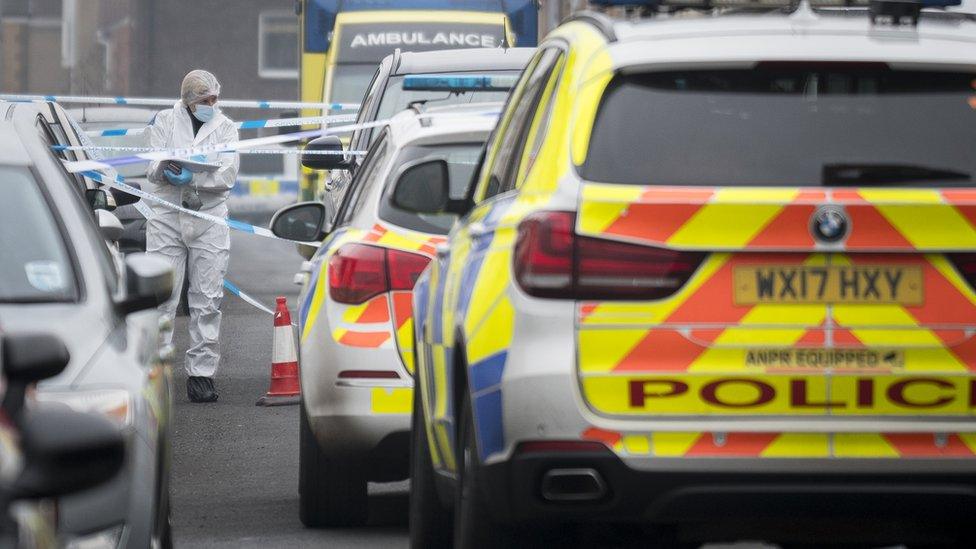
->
579, 184, 976, 251
391, 292, 416, 374
579, 253, 976, 336
323, 223, 444, 350
581, 428, 976, 458
331, 294, 393, 348
577, 250, 976, 416
362, 222, 446, 256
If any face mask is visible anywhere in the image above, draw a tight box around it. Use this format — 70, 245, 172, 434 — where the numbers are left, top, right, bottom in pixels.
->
192, 104, 217, 123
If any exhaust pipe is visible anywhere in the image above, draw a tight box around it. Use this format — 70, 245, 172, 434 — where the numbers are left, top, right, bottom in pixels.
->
540, 468, 608, 502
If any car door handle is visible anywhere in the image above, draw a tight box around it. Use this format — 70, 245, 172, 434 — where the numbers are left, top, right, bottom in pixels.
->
299, 260, 314, 273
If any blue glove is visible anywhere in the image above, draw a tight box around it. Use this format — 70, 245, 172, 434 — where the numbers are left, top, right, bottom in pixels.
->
164, 167, 192, 186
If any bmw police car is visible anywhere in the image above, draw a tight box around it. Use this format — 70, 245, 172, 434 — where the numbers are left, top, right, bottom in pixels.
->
406, 0, 976, 546
269, 99, 498, 527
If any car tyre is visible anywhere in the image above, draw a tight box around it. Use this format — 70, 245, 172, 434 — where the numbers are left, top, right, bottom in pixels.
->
453, 393, 515, 549
298, 402, 368, 527
159, 513, 173, 549
409, 379, 452, 549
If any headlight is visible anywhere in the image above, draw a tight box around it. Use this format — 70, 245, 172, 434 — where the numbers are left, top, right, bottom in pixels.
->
64, 524, 124, 549
34, 389, 133, 426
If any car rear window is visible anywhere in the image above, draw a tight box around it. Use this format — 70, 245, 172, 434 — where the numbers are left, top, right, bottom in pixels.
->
580, 67, 976, 186
0, 167, 77, 303
379, 143, 482, 234
363, 71, 517, 146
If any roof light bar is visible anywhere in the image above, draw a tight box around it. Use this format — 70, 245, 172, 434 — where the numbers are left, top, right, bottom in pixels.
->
402, 74, 519, 93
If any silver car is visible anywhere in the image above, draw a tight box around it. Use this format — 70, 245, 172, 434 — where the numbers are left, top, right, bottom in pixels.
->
0, 102, 174, 549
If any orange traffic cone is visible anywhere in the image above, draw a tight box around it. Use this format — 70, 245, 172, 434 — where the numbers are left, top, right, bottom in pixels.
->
256, 296, 301, 406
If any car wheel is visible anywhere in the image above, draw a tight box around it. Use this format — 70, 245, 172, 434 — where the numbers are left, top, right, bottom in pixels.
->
409, 379, 452, 549
159, 512, 173, 549
298, 402, 368, 527
453, 393, 515, 549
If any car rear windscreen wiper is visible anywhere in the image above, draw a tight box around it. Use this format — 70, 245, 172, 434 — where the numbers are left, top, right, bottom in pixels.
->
822, 163, 971, 186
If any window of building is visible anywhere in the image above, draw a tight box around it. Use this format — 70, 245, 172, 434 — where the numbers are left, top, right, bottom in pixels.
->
258, 11, 299, 79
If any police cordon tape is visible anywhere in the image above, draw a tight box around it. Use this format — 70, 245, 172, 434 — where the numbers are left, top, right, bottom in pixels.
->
84, 113, 359, 137
0, 93, 360, 111
80, 169, 321, 247
222, 279, 297, 322
54, 145, 368, 156
63, 117, 393, 173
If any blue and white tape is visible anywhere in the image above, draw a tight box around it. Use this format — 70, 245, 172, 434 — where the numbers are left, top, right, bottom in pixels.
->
223, 279, 275, 316
0, 94, 360, 111
80, 169, 321, 247
64, 118, 390, 174
53, 145, 367, 157
84, 113, 359, 137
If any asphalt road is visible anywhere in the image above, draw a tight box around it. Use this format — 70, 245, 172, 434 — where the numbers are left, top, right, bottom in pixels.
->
168, 225, 409, 548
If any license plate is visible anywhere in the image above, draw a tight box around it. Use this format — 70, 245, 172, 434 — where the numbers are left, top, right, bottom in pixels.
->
733, 265, 922, 305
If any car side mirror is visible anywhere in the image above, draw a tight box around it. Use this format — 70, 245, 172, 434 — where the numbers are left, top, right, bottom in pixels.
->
392, 159, 455, 214
86, 188, 110, 211
14, 408, 125, 499
302, 135, 351, 171
110, 182, 140, 206
116, 253, 174, 315
1, 333, 70, 420
270, 201, 330, 242
96, 209, 124, 242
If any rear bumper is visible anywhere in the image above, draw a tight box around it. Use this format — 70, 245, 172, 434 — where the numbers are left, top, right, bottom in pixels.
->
479, 448, 976, 541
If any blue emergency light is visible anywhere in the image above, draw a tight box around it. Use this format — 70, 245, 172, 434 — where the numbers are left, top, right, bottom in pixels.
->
402, 73, 519, 92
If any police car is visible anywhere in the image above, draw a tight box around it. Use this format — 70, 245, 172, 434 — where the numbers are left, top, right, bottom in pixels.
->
406, 1, 976, 546
298, 46, 532, 233
269, 100, 498, 527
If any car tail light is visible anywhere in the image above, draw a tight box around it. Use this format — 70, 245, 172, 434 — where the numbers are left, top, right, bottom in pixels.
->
329, 243, 432, 304
513, 211, 706, 300
949, 253, 976, 288
388, 247, 432, 290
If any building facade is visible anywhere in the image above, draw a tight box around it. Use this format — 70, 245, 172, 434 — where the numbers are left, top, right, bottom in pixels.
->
1, 0, 299, 105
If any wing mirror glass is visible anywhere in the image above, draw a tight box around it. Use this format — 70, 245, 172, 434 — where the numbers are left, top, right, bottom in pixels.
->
117, 253, 174, 315
270, 202, 329, 243
302, 135, 351, 171
86, 188, 110, 211
14, 408, 125, 499
110, 182, 140, 206
392, 159, 453, 214
96, 209, 124, 242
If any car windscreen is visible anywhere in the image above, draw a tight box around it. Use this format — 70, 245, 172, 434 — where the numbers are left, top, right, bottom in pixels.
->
375, 71, 517, 124
379, 143, 483, 235
580, 67, 976, 186
0, 167, 77, 303
329, 63, 376, 115
360, 70, 516, 146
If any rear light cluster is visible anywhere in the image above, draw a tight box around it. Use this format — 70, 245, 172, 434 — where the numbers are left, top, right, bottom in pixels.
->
949, 253, 976, 289
513, 211, 706, 300
328, 243, 431, 304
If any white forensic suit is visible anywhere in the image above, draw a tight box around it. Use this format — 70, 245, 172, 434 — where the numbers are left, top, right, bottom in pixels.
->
146, 102, 240, 377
